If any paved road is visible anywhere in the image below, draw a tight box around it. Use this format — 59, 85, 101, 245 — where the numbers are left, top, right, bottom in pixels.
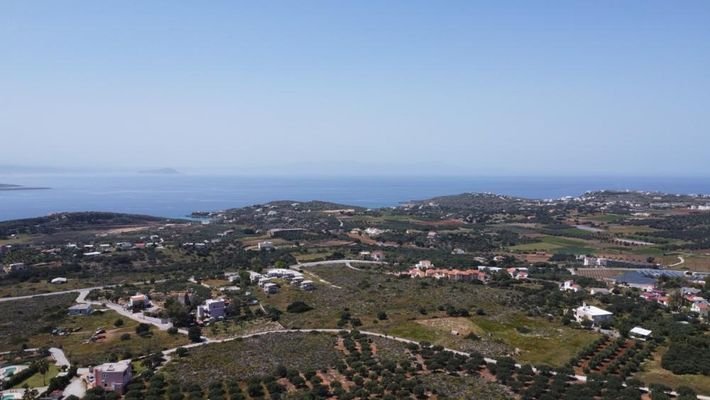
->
669, 256, 685, 267
289, 259, 386, 269
49, 347, 70, 367
0, 286, 104, 303
64, 378, 86, 398
0, 279, 170, 304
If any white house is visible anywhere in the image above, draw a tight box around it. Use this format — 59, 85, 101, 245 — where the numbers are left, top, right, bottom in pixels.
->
414, 260, 434, 270
561, 280, 581, 292
300, 280, 315, 291
691, 299, 709, 318
574, 304, 613, 325
263, 283, 279, 294
583, 256, 608, 267
590, 288, 611, 295
51, 277, 68, 284
258, 241, 275, 250
128, 294, 149, 309
197, 298, 225, 320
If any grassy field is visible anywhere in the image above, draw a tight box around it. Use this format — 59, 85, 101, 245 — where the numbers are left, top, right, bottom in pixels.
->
636, 346, 710, 396
258, 265, 510, 329
162, 332, 341, 386
292, 250, 334, 262
12, 363, 60, 389
203, 319, 283, 340
510, 235, 596, 254
256, 265, 596, 364
26, 309, 188, 366
0, 281, 96, 298
470, 313, 600, 367
0, 293, 77, 352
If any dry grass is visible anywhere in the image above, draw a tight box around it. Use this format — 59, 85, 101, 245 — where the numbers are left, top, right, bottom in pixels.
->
636, 346, 710, 396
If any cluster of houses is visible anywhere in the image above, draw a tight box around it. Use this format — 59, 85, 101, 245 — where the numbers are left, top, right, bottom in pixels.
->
65, 237, 166, 256
406, 260, 528, 283
251, 268, 316, 294
640, 286, 709, 318
573, 302, 652, 340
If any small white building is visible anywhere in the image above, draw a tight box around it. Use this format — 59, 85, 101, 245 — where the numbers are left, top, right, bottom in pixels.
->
263, 283, 279, 294
258, 241, 275, 250
590, 288, 611, 295
197, 298, 225, 320
414, 260, 434, 270
583, 256, 608, 267
629, 326, 652, 341
300, 280, 315, 291
51, 277, 68, 284
574, 304, 613, 325
561, 280, 581, 292
68, 303, 93, 316
258, 277, 274, 287
128, 294, 149, 309
266, 268, 302, 280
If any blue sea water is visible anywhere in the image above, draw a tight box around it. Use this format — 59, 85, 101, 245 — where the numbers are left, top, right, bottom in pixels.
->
2, 175, 710, 221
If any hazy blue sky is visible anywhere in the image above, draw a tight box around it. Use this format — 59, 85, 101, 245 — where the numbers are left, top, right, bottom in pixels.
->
1, 1, 709, 175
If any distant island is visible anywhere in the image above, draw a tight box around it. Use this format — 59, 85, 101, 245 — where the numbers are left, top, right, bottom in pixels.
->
0, 183, 49, 191
138, 168, 181, 175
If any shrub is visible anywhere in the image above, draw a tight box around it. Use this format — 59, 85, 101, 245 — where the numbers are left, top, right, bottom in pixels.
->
286, 301, 313, 314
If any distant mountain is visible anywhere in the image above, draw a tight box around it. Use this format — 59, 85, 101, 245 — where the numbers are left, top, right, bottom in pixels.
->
0, 165, 70, 174
0, 183, 49, 191
138, 168, 181, 175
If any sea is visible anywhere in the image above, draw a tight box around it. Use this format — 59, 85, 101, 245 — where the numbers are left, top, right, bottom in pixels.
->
2, 174, 710, 222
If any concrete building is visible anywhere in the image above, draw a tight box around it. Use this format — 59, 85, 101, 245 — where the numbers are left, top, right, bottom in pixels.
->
196, 299, 225, 320
629, 326, 652, 341
263, 283, 279, 294
128, 294, 149, 309
561, 280, 582, 292
67, 303, 93, 316
574, 304, 613, 325
583, 256, 608, 267
258, 241, 275, 250
93, 361, 132, 393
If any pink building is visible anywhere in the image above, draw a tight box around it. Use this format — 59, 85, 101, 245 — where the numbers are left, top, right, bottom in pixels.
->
93, 361, 132, 393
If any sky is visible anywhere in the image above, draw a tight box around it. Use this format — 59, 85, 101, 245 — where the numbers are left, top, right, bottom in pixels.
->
1, 1, 709, 176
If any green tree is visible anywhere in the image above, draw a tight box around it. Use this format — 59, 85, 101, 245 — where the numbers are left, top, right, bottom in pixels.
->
188, 326, 202, 343
31, 359, 50, 386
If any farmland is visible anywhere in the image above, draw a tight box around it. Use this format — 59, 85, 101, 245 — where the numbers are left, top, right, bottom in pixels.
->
160, 330, 512, 399
162, 332, 342, 386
